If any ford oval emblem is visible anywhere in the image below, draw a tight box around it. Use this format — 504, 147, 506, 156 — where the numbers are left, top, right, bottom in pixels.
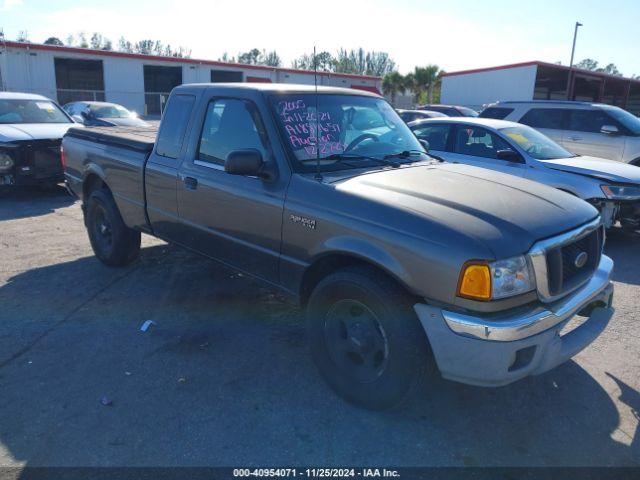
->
574, 251, 588, 269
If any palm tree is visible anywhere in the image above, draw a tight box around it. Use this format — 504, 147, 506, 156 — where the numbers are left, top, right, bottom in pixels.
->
423, 64, 441, 104
404, 65, 441, 105
382, 71, 406, 106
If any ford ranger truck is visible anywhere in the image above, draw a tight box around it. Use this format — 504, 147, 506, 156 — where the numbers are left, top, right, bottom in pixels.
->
62, 84, 614, 410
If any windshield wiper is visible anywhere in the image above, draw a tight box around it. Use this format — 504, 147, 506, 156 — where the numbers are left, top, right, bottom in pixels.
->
384, 149, 443, 163
301, 153, 401, 168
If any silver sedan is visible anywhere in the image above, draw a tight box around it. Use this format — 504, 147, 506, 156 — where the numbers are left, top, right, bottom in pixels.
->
409, 117, 640, 230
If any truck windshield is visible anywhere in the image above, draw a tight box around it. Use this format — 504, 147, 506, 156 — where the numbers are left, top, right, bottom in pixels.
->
270, 94, 429, 172
500, 125, 575, 160
0, 99, 71, 124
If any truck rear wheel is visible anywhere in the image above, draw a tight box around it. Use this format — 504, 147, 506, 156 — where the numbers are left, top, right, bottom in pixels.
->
85, 189, 140, 266
306, 266, 430, 410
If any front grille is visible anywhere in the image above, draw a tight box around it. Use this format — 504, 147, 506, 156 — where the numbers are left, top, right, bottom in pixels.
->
545, 226, 603, 297
33, 142, 63, 179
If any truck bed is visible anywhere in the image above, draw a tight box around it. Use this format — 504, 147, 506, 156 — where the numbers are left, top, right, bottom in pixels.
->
65, 125, 158, 153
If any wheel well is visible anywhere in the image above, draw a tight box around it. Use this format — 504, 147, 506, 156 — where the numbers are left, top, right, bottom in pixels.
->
299, 253, 414, 307
631, 157, 640, 167
83, 174, 109, 200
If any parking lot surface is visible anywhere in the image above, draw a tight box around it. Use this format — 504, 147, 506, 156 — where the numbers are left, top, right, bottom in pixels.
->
0, 187, 638, 467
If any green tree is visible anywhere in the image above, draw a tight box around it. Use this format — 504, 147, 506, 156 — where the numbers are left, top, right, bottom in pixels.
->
333, 48, 396, 76
118, 36, 133, 53
575, 58, 623, 76
43, 36, 64, 46
262, 50, 281, 67
77, 32, 88, 48
238, 48, 262, 65
404, 65, 441, 104
382, 71, 406, 105
90, 33, 104, 49
291, 51, 335, 71
575, 58, 599, 70
219, 52, 236, 63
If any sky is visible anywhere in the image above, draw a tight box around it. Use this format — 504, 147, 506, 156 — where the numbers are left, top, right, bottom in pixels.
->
1, 0, 639, 76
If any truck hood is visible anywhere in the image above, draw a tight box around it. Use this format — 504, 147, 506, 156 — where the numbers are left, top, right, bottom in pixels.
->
0, 123, 79, 143
541, 155, 640, 184
332, 163, 598, 258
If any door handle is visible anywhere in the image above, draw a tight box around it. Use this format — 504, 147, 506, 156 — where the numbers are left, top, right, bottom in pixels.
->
568, 136, 583, 141
183, 176, 198, 190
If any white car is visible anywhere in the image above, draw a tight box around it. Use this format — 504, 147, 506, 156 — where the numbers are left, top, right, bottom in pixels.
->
479, 101, 640, 165
409, 117, 640, 230
0, 92, 79, 188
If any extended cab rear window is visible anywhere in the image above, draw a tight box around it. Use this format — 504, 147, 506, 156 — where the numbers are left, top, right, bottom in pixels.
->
155, 94, 196, 159
479, 107, 514, 120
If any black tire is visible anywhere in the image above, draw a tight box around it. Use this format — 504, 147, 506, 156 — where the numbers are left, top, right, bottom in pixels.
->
306, 266, 430, 410
85, 189, 140, 266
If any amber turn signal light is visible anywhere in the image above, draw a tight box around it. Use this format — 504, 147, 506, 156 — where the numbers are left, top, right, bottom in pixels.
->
458, 263, 491, 301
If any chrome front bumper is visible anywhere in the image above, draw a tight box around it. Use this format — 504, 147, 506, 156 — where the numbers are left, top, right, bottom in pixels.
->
414, 254, 614, 387
441, 254, 613, 342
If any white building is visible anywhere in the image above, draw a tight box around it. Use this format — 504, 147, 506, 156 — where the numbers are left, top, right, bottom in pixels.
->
441, 61, 640, 115
0, 41, 382, 116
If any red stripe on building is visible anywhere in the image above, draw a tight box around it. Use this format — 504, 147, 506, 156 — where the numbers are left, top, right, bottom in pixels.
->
350, 84, 381, 94
246, 76, 272, 83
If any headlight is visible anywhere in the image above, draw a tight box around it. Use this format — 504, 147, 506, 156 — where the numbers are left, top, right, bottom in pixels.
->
458, 255, 535, 301
0, 151, 14, 172
601, 184, 640, 200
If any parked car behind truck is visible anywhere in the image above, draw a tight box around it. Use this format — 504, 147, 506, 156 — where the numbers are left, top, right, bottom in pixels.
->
63, 101, 149, 127
480, 100, 640, 165
409, 117, 640, 231
63, 84, 614, 410
0, 92, 77, 188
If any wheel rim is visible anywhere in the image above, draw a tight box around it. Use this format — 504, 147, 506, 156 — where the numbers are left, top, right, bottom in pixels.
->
323, 299, 389, 383
92, 204, 113, 254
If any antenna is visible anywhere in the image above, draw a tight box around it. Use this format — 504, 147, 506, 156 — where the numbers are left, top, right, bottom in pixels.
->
313, 45, 322, 181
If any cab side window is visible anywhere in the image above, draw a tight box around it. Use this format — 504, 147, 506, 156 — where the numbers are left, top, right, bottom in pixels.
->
453, 126, 511, 159
412, 124, 451, 151
198, 99, 268, 166
156, 94, 196, 159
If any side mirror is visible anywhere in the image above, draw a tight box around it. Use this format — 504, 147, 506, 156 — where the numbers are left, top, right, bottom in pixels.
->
496, 149, 523, 162
72, 115, 85, 124
419, 139, 430, 152
600, 125, 620, 135
225, 149, 264, 177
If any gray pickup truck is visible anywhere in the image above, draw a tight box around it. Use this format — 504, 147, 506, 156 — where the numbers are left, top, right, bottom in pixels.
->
63, 84, 615, 410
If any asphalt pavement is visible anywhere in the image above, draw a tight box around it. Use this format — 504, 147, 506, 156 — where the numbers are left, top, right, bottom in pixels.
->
0, 186, 638, 468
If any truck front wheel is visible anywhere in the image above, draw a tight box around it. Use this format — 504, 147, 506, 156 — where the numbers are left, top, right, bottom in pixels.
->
306, 266, 430, 410
85, 189, 140, 266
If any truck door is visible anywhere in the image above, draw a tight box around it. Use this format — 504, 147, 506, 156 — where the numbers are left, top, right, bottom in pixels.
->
176, 96, 286, 284
145, 93, 196, 240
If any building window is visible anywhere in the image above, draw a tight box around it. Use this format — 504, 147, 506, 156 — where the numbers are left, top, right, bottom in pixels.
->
54, 58, 105, 105
144, 65, 183, 116
211, 70, 243, 83
533, 65, 569, 100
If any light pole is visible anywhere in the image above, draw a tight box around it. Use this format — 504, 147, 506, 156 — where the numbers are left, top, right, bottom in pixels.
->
566, 21, 583, 100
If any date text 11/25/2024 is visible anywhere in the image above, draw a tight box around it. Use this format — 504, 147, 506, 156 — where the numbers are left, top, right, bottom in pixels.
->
233, 468, 401, 478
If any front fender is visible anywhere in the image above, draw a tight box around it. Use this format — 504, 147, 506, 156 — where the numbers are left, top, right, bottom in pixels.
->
312, 235, 414, 292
